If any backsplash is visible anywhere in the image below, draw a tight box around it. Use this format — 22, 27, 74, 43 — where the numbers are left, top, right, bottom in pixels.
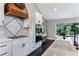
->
0, 15, 28, 37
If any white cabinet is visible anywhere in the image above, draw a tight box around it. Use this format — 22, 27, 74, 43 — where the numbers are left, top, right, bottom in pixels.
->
0, 37, 42, 56
36, 11, 43, 25
12, 38, 27, 56
27, 37, 35, 53
23, 37, 33, 55
23, 37, 36, 55
0, 41, 11, 56
26, 37, 42, 55
11, 34, 42, 56
34, 41, 42, 50
12, 37, 36, 56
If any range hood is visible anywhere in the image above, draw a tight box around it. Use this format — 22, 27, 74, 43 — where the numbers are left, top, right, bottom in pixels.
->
5, 3, 29, 19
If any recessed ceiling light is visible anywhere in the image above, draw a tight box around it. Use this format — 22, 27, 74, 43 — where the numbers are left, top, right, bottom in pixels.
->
53, 8, 57, 11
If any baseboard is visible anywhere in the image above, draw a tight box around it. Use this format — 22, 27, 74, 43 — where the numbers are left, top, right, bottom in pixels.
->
47, 37, 56, 40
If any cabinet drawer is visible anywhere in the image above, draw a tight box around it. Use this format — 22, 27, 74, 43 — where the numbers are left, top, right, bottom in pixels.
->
0, 41, 11, 48
0, 41, 11, 56
0, 46, 11, 55
0, 51, 11, 56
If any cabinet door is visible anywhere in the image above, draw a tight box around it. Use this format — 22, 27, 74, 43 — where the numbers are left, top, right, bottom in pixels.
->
12, 38, 26, 56
23, 37, 35, 55
36, 11, 43, 25
35, 41, 42, 49
12, 44, 24, 56
0, 41, 11, 56
23, 37, 31, 55
28, 37, 36, 53
12, 37, 36, 56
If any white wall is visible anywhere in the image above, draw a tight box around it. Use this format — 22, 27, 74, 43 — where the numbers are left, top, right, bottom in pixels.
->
25, 3, 41, 37
46, 21, 55, 39
0, 3, 4, 25
46, 17, 79, 40
0, 3, 4, 37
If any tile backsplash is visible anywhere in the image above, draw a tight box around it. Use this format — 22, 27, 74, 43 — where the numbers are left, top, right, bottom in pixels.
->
4, 18, 22, 36
0, 15, 28, 37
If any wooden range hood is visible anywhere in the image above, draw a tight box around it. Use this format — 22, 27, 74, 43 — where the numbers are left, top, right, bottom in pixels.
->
5, 3, 29, 19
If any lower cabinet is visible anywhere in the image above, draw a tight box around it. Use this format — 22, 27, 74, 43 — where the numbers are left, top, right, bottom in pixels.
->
0, 41, 11, 56
34, 41, 42, 50
28, 37, 36, 53
12, 37, 36, 56
12, 38, 27, 56
0, 37, 42, 56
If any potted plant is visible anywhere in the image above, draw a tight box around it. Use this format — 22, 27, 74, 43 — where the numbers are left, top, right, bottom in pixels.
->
70, 23, 78, 45
70, 23, 79, 49
57, 24, 67, 39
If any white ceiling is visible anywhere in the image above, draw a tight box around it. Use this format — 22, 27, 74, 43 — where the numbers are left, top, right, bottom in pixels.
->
36, 3, 79, 20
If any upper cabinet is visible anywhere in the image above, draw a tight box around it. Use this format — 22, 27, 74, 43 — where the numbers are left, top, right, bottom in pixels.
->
36, 11, 43, 25
4, 3, 29, 19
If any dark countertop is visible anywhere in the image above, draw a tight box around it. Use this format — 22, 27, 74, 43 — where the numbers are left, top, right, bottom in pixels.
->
7, 35, 28, 39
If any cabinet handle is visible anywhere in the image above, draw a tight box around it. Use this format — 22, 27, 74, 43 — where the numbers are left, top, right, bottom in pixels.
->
32, 47, 34, 48
0, 45, 7, 48
0, 52, 8, 56
22, 43, 25, 47
32, 41, 35, 43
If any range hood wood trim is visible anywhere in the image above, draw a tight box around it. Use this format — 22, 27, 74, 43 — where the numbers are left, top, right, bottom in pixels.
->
5, 3, 29, 19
